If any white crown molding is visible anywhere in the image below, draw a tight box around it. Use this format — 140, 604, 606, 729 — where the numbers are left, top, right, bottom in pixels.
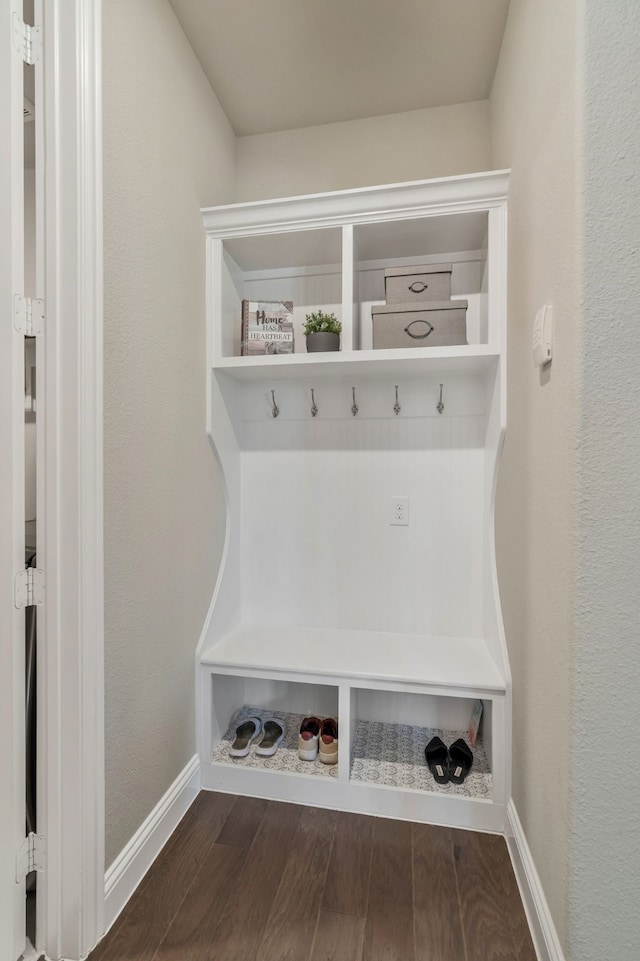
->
103, 756, 201, 936
506, 799, 567, 961
201, 169, 511, 237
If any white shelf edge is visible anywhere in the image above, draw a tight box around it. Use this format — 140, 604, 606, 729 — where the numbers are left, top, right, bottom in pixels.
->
216, 345, 497, 366
348, 778, 494, 805
205, 760, 493, 804
213, 346, 500, 381
200, 625, 506, 695
209, 757, 337, 781
204, 667, 505, 700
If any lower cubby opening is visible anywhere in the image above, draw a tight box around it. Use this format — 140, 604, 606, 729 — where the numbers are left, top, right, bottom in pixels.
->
212, 705, 338, 779
349, 689, 492, 799
210, 674, 339, 779
206, 673, 494, 802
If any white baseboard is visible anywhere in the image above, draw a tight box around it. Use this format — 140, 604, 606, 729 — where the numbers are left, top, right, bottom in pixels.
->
506, 799, 566, 961
103, 755, 200, 934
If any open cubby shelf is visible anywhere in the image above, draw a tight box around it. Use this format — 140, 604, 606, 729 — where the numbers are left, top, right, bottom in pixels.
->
209, 706, 491, 801
211, 706, 338, 780
198, 172, 511, 832
350, 719, 491, 799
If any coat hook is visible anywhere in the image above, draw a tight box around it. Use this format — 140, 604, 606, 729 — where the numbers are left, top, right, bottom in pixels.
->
437, 383, 444, 415
271, 389, 279, 418
310, 388, 318, 417
393, 385, 401, 416
351, 387, 359, 417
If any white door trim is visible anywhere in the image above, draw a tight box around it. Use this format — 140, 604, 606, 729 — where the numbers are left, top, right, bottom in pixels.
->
36, 1, 105, 957
0, 3, 28, 958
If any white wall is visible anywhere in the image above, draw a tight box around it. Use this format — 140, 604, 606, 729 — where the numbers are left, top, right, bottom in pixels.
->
490, 0, 580, 951
572, 3, 640, 958
102, 0, 235, 866
236, 101, 490, 201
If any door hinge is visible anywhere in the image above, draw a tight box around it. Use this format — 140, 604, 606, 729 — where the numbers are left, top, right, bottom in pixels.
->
14, 568, 45, 609
12, 14, 42, 65
14, 294, 44, 336
16, 833, 46, 882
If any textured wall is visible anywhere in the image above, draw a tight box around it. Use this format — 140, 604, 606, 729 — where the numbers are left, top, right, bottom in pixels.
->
490, 0, 580, 949
102, 0, 235, 866
572, 3, 640, 958
236, 100, 490, 200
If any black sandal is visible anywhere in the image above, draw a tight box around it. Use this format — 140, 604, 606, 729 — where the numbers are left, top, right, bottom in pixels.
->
425, 736, 450, 784
448, 738, 473, 784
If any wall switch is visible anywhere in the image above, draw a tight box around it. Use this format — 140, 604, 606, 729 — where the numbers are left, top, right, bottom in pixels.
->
533, 304, 553, 367
390, 496, 409, 526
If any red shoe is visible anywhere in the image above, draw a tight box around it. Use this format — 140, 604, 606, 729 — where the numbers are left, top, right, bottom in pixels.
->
298, 716, 321, 761
319, 718, 338, 765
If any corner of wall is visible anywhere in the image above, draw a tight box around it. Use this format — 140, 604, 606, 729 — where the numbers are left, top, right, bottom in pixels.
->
488, 0, 581, 953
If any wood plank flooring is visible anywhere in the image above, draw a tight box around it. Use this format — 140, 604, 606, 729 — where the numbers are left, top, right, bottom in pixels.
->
91, 792, 537, 961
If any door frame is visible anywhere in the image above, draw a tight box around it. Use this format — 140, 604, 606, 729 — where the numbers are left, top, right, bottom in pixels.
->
36, 1, 105, 958
0, 2, 28, 957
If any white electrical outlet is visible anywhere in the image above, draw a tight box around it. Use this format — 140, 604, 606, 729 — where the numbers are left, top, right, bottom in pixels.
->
390, 496, 409, 526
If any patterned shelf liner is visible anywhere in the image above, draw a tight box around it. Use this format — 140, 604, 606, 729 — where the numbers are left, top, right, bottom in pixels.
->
351, 718, 492, 799
213, 706, 492, 799
212, 706, 338, 779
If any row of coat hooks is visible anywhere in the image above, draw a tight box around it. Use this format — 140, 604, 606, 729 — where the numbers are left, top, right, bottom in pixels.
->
270, 384, 446, 418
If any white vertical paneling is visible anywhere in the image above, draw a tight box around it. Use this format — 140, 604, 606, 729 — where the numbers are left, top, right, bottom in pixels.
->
487, 205, 507, 351
200, 374, 243, 639
487, 696, 507, 805
341, 224, 355, 349
33, 4, 45, 949
220, 243, 242, 359
197, 371, 243, 760
351, 226, 360, 350
241, 422, 486, 637
0, 0, 26, 955
236, 373, 489, 640
483, 362, 508, 676
337, 684, 352, 783
37, 1, 105, 957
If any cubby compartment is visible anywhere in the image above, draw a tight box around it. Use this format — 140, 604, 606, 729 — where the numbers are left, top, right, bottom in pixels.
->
209, 673, 339, 779
353, 212, 489, 350
217, 226, 344, 358
349, 688, 492, 800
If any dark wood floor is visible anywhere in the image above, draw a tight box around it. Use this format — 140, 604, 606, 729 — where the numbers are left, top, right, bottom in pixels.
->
90, 791, 537, 961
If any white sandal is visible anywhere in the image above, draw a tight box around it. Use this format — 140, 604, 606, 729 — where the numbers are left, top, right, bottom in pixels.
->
254, 717, 285, 757
228, 716, 262, 757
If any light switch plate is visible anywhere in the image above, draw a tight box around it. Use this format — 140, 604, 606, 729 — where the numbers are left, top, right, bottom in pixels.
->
533, 304, 553, 367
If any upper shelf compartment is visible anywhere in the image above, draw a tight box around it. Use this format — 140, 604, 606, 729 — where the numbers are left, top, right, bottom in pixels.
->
203, 172, 508, 372
218, 226, 344, 359
353, 212, 488, 351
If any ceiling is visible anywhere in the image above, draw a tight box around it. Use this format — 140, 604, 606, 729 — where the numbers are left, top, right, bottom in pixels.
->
168, 0, 511, 137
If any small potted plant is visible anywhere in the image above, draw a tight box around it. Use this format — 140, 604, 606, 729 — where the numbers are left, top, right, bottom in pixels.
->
303, 311, 342, 352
